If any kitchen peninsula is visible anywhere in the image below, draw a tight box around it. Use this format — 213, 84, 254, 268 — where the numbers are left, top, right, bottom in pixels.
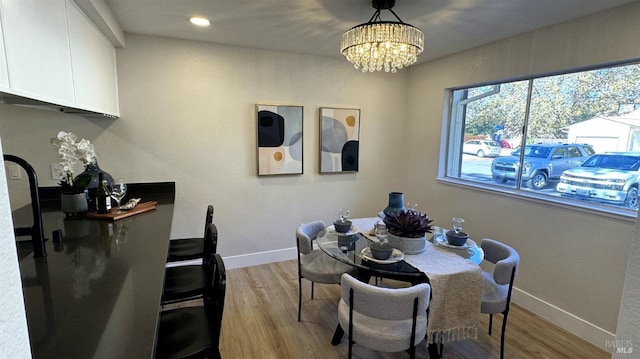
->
15, 183, 174, 358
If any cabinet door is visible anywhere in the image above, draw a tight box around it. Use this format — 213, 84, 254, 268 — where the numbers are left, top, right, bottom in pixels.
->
66, 0, 119, 116
0, 8, 9, 90
0, 0, 75, 105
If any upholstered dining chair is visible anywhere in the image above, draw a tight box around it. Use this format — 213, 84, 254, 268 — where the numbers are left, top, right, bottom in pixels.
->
156, 252, 226, 359
338, 273, 431, 359
296, 220, 357, 321
162, 222, 217, 305
166, 205, 214, 263
479, 238, 520, 359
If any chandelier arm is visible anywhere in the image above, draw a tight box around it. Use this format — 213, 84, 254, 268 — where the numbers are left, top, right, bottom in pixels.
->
387, 8, 405, 23
367, 9, 381, 23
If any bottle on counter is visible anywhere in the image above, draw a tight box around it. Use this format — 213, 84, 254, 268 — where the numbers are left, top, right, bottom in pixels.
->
96, 172, 112, 214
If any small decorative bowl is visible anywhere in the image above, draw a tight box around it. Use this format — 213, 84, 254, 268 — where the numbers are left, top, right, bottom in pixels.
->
445, 230, 469, 246
370, 243, 394, 260
333, 220, 352, 233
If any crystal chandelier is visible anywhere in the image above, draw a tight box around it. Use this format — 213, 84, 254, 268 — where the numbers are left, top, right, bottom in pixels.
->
340, 0, 424, 73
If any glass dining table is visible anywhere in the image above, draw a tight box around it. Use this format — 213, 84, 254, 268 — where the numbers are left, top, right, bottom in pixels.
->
316, 217, 485, 357
316, 217, 484, 279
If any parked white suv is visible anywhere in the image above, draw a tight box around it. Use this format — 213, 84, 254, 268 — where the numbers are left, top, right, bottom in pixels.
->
557, 152, 640, 209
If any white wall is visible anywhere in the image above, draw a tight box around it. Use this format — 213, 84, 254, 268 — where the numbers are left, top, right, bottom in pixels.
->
115, 34, 420, 261
613, 215, 640, 357
405, 1, 640, 350
0, 136, 31, 358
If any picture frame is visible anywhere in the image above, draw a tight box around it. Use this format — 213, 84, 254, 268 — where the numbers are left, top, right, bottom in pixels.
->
256, 104, 304, 175
319, 107, 360, 173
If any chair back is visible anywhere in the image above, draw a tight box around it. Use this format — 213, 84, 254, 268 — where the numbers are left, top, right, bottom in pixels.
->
203, 223, 218, 259
205, 205, 214, 225
202, 223, 219, 287
340, 273, 430, 321
204, 253, 226, 350
199, 205, 215, 238
296, 220, 326, 254
198, 205, 215, 240
481, 238, 520, 285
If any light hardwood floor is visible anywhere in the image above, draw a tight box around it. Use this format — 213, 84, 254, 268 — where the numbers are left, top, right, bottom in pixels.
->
213, 259, 609, 359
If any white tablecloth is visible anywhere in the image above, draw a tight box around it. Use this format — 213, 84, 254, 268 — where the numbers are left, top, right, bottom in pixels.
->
352, 218, 483, 343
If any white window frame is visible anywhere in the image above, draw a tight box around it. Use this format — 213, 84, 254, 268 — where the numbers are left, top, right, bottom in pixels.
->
437, 64, 640, 221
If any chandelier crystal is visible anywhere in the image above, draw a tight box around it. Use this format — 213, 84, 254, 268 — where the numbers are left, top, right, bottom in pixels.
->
340, 0, 424, 73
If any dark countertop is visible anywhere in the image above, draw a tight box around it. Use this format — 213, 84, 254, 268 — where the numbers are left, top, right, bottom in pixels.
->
15, 183, 175, 359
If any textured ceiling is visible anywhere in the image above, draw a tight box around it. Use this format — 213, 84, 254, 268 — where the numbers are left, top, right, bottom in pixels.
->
105, 0, 638, 63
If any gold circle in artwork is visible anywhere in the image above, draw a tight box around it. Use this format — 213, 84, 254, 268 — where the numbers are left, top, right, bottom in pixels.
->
346, 115, 356, 127
274, 151, 283, 161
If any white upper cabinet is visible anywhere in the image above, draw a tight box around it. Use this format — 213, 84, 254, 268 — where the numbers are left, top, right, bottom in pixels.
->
66, 1, 119, 116
1, 0, 75, 106
0, 0, 119, 117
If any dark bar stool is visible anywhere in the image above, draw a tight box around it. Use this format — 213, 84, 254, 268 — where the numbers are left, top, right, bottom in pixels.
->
156, 253, 226, 359
161, 223, 217, 305
166, 205, 214, 262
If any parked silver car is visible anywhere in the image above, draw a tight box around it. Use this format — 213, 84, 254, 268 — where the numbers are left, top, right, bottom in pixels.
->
556, 152, 640, 209
462, 140, 501, 157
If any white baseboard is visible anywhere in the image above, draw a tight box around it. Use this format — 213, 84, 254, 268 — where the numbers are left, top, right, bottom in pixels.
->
512, 287, 615, 351
165, 258, 202, 268
164, 248, 297, 269
221, 247, 297, 270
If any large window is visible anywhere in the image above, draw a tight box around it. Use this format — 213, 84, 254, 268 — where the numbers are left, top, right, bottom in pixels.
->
443, 62, 640, 215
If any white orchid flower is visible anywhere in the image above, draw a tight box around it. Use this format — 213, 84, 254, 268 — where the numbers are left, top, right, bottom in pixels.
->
51, 131, 99, 187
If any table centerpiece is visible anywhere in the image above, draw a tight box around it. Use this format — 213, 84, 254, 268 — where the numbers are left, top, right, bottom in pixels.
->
383, 210, 433, 254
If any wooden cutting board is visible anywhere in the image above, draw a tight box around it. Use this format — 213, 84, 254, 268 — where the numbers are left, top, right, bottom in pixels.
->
85, 201, 158, 221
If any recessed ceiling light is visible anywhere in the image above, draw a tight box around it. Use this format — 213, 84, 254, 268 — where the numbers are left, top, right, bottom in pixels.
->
189, 16, 210, 27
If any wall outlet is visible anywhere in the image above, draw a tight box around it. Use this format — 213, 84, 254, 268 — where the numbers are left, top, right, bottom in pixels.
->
51, 164, 64, 180
7, 165, 21, 180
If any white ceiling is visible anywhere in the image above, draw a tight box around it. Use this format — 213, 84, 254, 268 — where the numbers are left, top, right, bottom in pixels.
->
104, 0, 638, 63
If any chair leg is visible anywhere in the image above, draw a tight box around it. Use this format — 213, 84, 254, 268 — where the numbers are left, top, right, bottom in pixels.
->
311, 282, 314, 299
488, 313, 493, 335
348, 289, 353, 359
298, 277, 302, 322
500, 311, 510, 359
408, 345, 416, 359
331, 324, 344, 345
427, 343, 440, 358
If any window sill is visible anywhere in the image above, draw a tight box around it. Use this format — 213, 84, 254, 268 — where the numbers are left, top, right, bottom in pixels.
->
437, 177, 637, 223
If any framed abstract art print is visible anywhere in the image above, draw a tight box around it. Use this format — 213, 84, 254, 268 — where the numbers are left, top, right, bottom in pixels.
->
256, 104, 303, 175
319, 107, 360, 173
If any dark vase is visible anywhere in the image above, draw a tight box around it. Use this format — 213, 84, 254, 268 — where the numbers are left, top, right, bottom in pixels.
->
79, 162, 113, 210
383, 192, 406, 217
